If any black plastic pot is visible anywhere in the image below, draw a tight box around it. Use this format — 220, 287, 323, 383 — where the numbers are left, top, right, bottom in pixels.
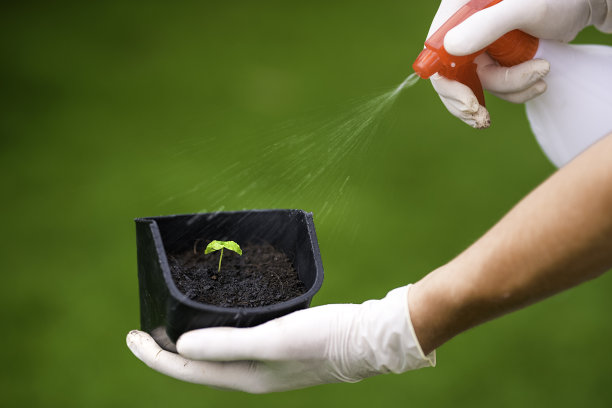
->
135, 209, 324, 350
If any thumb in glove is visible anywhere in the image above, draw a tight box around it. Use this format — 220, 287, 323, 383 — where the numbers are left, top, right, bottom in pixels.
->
444, 0, 611, 56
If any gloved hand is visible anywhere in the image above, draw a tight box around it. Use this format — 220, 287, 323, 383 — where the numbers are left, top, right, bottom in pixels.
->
126, 285, 435, 393
427, 0, 612, 128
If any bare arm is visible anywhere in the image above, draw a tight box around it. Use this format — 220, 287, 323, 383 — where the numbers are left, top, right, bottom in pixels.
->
409, 133, 612, 355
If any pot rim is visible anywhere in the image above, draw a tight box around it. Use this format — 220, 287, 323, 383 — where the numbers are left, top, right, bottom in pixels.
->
135, 209, 324, 314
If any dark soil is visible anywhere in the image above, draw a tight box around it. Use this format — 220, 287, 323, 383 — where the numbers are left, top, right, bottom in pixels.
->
169, 243, 306, 308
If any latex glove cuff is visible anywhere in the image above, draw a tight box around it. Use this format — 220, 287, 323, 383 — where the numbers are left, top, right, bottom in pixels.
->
346, 285, 436, 378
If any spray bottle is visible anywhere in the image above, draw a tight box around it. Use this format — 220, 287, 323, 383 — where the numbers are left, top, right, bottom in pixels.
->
524, 41, 612, 167
413, 0, 612, 167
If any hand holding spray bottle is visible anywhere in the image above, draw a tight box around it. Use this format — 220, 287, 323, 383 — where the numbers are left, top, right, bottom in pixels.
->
413, 0, 612, 167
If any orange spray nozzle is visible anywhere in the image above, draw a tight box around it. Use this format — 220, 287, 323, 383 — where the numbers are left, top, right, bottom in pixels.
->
413, 0, 539, 106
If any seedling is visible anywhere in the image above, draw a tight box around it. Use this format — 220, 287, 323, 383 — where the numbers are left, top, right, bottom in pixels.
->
204, 240, 242, 273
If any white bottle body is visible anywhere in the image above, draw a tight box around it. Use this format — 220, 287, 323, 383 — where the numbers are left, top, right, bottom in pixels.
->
525, 41, 612, 168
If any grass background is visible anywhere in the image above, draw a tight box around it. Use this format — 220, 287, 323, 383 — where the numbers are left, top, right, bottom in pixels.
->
2, 1, 611, 406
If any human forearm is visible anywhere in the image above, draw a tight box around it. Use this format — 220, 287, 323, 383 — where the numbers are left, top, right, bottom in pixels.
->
409, 133, 612, 355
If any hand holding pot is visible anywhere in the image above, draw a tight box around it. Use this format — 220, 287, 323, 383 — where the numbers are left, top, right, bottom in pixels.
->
426, 0, 612, 128
126, 285, 435, 393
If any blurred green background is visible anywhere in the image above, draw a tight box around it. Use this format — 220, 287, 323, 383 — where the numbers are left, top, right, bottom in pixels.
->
2, 1, 611, 407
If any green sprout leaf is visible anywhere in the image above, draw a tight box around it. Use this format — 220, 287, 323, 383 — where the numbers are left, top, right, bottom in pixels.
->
204, 240, 242, 273
204, 240, 242, 255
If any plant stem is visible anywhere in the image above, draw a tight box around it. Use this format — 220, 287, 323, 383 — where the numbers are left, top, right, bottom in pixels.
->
218, 247, 224, 273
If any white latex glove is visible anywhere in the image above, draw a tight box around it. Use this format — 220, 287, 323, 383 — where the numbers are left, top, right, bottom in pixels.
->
126, 285, 435, 393
428, 0, 611, 128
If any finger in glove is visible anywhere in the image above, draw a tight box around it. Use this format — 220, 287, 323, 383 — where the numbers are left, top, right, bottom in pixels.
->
126, 330, 261, 391
431, 74, 480, 114
476, 54, 550, 94
489, 79, 547, 104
